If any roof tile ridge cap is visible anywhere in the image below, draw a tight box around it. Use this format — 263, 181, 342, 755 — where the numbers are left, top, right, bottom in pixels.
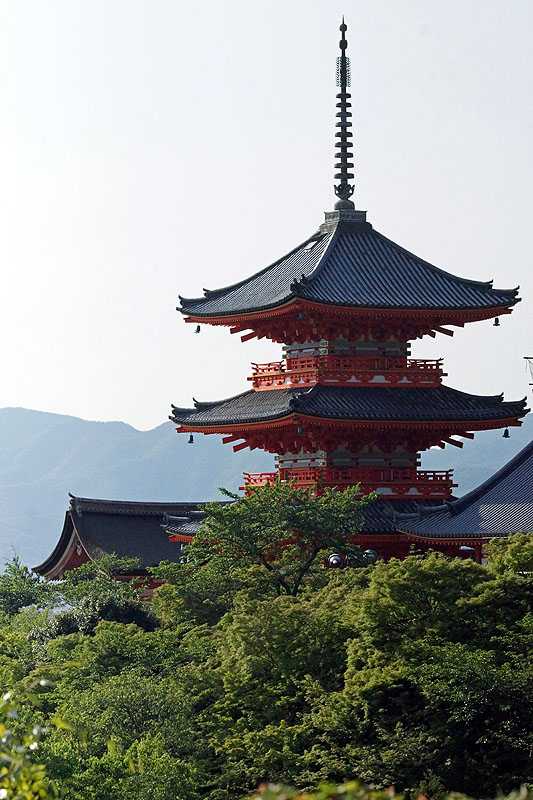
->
371, 228, 519, 296
288, 384, 316, 410
70, 495, 180, 509
294, 226, 341, 293
439, 384, 515, 403
169, 406, 195, 419
395, 503, 449, 521
190, 388, 256, 409
88, 501, 200, 518
449, 436, 533, 515
178, 229, 325, 307
67, 497, 140, 515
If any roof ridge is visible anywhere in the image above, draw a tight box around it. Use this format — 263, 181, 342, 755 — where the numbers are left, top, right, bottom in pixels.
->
294, 225, 342, 292
171, 389, 255, 416
438, 384, 512, 403
370, 228, 520, 298
178, 230, 328, 308
69, 495, 208, 516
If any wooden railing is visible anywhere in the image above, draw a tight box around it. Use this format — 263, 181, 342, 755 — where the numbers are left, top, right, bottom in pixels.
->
241, 467, 455, 498
249, 357, 445, 389
241, 471, 279, 487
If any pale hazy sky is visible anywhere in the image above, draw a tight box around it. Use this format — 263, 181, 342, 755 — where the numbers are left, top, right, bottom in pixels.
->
0, 0, 531, 430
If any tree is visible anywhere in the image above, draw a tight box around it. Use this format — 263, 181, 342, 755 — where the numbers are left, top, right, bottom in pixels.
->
173, 481, 374, 598
0, 557, 50, 615
31, 556, 157, 645
486, 532, 533, 574
249, 781, 533, 800
0, 691, 57, 798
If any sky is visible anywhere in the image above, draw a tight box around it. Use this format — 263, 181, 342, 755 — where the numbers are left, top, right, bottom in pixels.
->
0, 0, 531, 431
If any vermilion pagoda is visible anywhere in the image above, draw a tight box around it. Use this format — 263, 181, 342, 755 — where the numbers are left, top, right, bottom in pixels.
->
171, 21, 527, 560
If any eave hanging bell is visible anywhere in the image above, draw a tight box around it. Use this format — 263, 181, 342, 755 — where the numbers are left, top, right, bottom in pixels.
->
187, 434, 194, 444
502, 428, 510, 439
493, 317, 500, 327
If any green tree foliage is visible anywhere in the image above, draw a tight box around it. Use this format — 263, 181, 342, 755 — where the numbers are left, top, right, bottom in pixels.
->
250, 781, 533, 800
486, 531, 533, 574
0, 535, 531, 798
0, 558, 50, 616
154, 481, 374, 608
0, 691, 57, 799
31, 556, 158, 646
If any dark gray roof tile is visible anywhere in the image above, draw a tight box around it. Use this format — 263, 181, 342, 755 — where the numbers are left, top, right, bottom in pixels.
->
171, 386, 527, 427
397, 439, 533, 538
179, 221, 519, 317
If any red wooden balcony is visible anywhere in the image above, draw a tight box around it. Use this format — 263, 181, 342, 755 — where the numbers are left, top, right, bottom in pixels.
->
241, 471, 279, 487
249, 356, 446, 390
241, 466, 456, 499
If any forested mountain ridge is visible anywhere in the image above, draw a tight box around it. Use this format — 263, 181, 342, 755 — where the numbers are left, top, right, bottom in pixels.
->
0, 407, 272, 566
0, 406, 531, 567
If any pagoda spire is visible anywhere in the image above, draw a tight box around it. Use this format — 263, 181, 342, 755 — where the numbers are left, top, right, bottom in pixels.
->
334, 18, 355, 210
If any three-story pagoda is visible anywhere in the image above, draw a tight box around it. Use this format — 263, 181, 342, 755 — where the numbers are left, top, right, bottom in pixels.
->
171, 21, 527, 559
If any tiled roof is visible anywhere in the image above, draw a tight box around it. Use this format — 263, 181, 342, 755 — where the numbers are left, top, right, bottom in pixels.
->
363, 498, 445, 533
179, 217, 519, 317
171, 385, 527, 427
397, 439, 533, 538
163, 512, 207, 536
33, 496, 213, 574
162, 499, 445, 537
69, 496, 204, 517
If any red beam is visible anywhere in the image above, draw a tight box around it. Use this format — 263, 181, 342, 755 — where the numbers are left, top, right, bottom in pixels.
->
233, 441, 250, 452
435, 326, 454, 337
443, 437, 464, 448
222, 434, 240, 444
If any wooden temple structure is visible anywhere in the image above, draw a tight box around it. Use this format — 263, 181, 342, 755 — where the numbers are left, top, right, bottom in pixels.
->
34, 21, 529, 580
32, 496, 210, 589
170, 21, 528, 562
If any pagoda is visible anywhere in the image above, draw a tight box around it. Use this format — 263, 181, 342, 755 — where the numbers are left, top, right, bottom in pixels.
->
171, 21, 527, 560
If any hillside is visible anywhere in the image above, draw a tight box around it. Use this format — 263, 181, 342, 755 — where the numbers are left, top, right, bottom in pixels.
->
0, 407, 273, 567
0, 406, 531, 567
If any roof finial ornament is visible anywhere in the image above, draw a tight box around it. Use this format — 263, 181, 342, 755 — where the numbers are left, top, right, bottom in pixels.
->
334, 18, 355, 210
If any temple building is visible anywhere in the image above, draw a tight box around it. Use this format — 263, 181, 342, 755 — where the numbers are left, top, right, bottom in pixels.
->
34, 21, 529, 579
33, 496, 208, 588
170, 21, 527, 561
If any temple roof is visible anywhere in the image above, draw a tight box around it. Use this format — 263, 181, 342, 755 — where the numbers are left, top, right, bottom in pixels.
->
178, 217, 519, 318
161, 498, 445, 538
171, 385, 527, 427
396, 439, 533, 539
34, 493, 443, 580
33, 495, 211, 577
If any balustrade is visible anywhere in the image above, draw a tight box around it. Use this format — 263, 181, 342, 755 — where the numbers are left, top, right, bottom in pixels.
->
241, 466, 455, 498
249, 356, 445, 389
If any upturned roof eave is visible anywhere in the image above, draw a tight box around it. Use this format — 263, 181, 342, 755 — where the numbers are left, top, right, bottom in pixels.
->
172, 413, 527, 431
178, 222, 520, 319
180, 297, 520, 320
400, 528, 504, 541
177, 228, 328, 309
368, 228, 521, 297
32, 510, 75, 575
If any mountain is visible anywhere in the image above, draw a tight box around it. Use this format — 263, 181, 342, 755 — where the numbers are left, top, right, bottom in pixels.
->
0, 406, 531, 568
0, 407, 273, 567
